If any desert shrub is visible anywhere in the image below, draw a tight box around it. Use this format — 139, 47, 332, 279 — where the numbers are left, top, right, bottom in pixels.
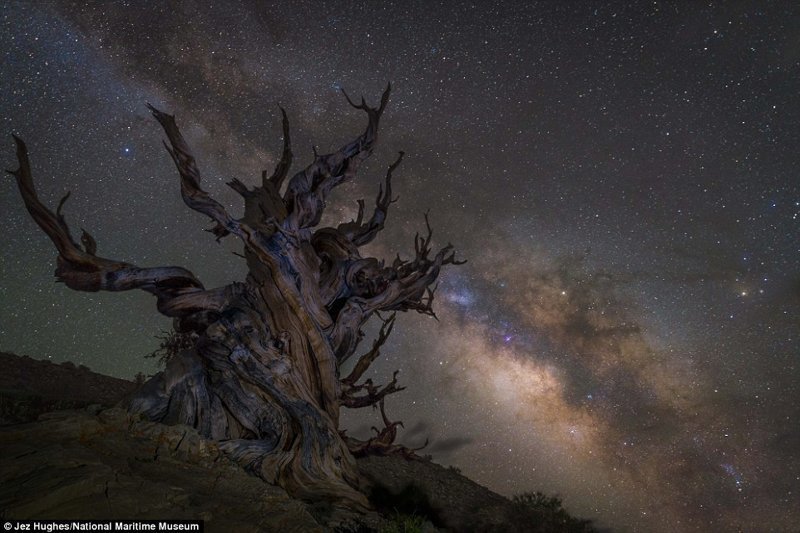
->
510, 491, 598, 533
145, 329, 196, 367
369, 483, 443, 529
379, 511, 426, 533
513, 491, 565, 512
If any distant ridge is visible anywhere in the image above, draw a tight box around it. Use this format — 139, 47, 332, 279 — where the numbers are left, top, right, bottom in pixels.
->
0, 351, 137, 424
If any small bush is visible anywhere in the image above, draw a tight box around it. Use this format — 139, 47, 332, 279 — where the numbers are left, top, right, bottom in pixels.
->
380, 511, 426, 533
369, 483, 443, 529
510, 491, 598, 532
145, 329, 196, 367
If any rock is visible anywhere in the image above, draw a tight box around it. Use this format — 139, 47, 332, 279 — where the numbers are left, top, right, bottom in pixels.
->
0, 407, 324, 533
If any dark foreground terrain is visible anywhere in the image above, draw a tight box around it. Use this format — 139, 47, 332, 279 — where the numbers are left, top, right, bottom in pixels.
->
0, 352, 600, 532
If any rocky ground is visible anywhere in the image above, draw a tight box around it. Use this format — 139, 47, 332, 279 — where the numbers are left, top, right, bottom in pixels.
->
0, 352, 598, 532
1, 406, 324, 532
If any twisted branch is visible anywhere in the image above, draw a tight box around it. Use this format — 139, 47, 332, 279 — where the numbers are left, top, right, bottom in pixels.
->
284, 84, 392, 230
265, 107, 293, 191
341, 370, 406, 409
5, 135, 207, 314
338, 151, 403, 246
341, 313, 395, 380
147, 104, 243, 241
340, 399, 428, 459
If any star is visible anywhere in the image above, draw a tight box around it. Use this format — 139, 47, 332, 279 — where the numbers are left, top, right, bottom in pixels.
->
2, 3, 798, 532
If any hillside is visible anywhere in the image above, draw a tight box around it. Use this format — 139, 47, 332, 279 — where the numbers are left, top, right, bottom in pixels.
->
0, 352, 601, 532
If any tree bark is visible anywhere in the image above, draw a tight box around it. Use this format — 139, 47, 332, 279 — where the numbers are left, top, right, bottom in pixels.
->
6, 86, 461, 513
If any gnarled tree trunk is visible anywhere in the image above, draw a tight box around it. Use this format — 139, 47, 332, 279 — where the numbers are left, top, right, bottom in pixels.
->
6, 86, 461, 512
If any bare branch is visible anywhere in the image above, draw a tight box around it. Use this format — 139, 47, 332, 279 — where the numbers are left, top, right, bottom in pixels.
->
147, 104, 242, 242
340, 370, 406, 409
283, 83, 392, 230
8, 136, 81, 262
264, 107, 293, 191
339, 398, 427, 460
341, 83, 391, 118
366, 214, 465, 316
328, 213, 464, 359
338, 151, 403, 246
339, 315, 403, 409
80, 228, 97, 256
6, 135, 207, 312
226, 177, 251, 197
396, 284, 439, 320
341, 313, 396, 380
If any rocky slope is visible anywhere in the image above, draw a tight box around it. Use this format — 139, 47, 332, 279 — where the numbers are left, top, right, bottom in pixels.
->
0, 351, 137, 425
1, 406, 323, 532
0, 352, 599, 532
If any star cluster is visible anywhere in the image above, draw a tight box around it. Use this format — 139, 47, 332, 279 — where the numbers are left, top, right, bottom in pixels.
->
1, 2, 798, 531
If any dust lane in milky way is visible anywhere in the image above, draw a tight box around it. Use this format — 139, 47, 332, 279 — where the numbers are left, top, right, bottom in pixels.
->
2, 2, 799, 531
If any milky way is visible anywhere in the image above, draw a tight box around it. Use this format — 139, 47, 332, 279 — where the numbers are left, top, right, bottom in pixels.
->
1, 2, 798, 531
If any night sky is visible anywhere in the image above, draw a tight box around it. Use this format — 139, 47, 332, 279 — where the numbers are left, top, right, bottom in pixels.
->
2, 1, 799, 531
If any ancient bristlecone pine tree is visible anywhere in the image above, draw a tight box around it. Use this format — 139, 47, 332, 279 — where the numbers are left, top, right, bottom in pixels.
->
6, 86, 462, 510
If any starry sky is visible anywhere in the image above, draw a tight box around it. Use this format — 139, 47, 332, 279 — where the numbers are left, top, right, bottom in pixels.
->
1, 1, 799, 531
